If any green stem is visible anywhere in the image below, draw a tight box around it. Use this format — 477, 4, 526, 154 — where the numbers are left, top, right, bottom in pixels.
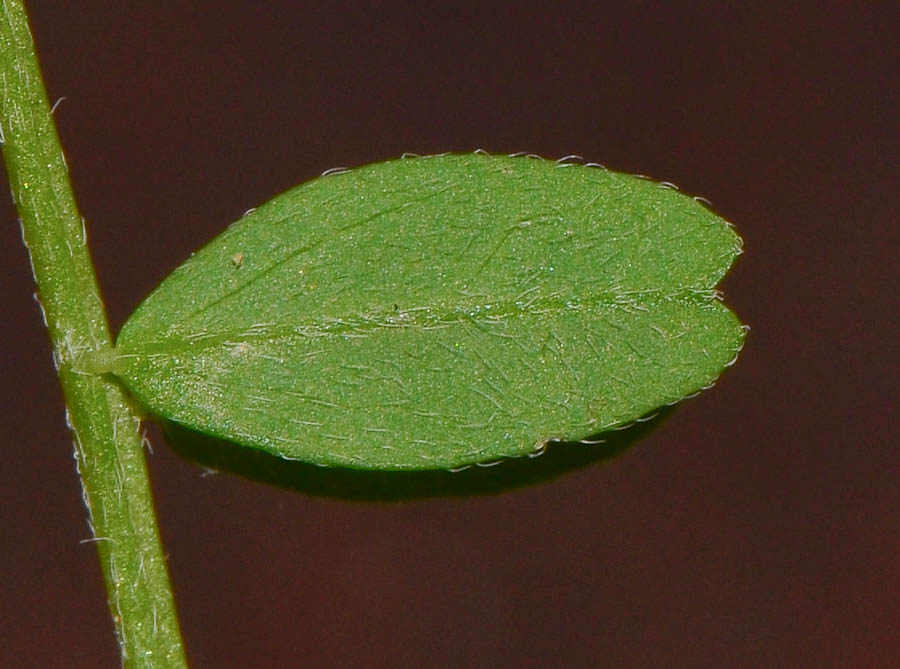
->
0, 2, 187, 666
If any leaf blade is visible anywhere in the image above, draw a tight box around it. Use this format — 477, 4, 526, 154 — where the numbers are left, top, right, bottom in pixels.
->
114, 153, 745, 470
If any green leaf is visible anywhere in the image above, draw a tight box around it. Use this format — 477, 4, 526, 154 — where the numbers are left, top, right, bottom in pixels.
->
107, 153, 745, 471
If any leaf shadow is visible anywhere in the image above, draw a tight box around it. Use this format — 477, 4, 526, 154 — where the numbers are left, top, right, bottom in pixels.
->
159, 407, 674, 502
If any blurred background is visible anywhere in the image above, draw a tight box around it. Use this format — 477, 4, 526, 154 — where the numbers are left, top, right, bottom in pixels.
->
2, 2, 897, 666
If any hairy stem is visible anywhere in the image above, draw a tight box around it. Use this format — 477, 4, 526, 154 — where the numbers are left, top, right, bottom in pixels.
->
0, 2, 187, 665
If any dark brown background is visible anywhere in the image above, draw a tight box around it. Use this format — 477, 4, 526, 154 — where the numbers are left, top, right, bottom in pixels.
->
2, 2, 897, 667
